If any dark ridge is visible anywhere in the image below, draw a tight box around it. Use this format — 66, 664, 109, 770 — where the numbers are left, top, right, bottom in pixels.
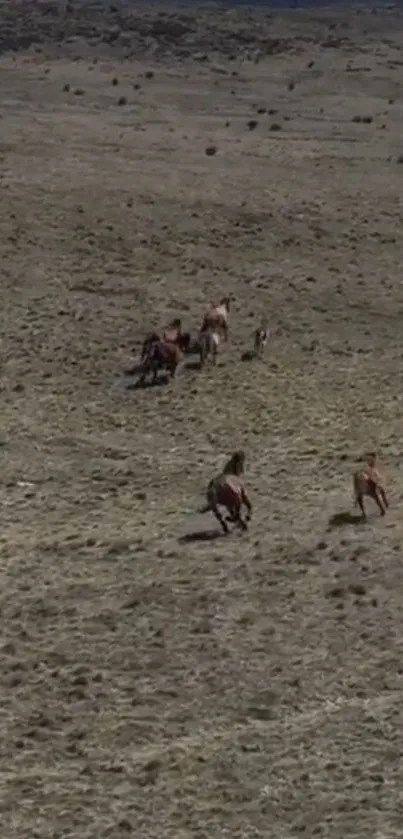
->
0, 1, 401, 60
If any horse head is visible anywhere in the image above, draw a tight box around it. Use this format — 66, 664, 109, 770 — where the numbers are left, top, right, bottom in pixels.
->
223, 450, 245, 476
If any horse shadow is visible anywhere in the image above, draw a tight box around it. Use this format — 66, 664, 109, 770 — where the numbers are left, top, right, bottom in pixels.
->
327, 510, 364, 529
123, 363, 142, 376
241, 350, 257, 362
184, 359, 202, 372
126, 375, 169, 390
178, 529, 225, 544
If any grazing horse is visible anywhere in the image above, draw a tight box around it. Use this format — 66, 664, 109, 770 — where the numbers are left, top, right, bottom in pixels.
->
353, 452, 388, 520
201, 297, 231, 341
138, 334, 189, 385
254, 319, 268, 357
141, 318, 182, 360
199, 450, 252, 534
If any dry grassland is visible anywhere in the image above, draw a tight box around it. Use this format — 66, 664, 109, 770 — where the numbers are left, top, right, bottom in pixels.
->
1, 6, 403, 838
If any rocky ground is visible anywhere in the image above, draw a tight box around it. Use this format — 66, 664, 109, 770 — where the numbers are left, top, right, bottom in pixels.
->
1, 3, 403, 838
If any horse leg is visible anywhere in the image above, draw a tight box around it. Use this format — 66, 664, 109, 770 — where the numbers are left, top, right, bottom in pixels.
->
233, 502, 248, 531
241, 488, 253, 521
379, 487, 389, 510
212, 339, 218, 365
211, 502, 229, 534
372, 489, 386, 516
356, 494, 366, 520
138, 367, 148, 386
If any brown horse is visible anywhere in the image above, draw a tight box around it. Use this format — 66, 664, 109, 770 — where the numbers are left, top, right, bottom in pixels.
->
141, 318, 182, 360
138, 334, 190, 385
201, 297, 231, 342
353, 452, 388, 520
199, 450, 252, 534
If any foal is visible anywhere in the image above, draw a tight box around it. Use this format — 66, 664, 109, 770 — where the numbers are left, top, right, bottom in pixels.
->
254, 319, 268, 357
199, 450, 252, 534
353, 452, 389, 520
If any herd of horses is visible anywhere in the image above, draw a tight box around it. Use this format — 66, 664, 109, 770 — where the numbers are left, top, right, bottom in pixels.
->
197, 449, 389, 536
127, 298, 389, 535
127, 297, 268, 386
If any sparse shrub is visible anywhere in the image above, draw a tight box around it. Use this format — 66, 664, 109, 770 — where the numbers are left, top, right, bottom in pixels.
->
288, 79, 295, 91
74, 88, 85, 96
133, 83, 141, 90
145, 71, 154, 79
205, 145, 217, 156
257, 107, 266, 114
396, 154, 403, 164
112, 77, 119, 86
247, 120, 258, 131
352, 115, 373, 124
117, 96, 127, 106
268, 108, 277, 115
63, 83, 70, 92
270, 123, 282, 131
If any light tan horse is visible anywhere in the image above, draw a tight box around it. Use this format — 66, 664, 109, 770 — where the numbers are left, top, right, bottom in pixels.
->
199, 450, 252, 534
198, 327, 220, 367
201, 297, 231, 341
353, 452, 388, 520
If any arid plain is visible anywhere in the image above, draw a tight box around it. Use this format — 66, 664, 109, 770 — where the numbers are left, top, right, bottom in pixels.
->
1, 4, 403, 838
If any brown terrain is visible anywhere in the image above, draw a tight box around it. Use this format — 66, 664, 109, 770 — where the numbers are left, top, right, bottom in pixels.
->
1, 2, 403, 837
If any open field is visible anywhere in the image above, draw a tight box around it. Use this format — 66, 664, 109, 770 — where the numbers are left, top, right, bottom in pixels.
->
1, 4, 403, 837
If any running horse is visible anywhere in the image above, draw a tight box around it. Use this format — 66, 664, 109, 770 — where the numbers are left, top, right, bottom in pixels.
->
141, 318, 183, 360
253, 318, 269, 357
201, 297, 231, 342
138, 333, 190, 385
199, 450, 252, 534
353, 452, 389, 520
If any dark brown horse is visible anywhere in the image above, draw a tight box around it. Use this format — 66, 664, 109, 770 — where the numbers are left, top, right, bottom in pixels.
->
138, 334, 190, 385
199, 450, 252, 534
201, 298, 231, 342
141, 318, 182, 360
353, 452, 388, 520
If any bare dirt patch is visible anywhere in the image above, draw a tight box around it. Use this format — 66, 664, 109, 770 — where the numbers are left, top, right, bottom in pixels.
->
1, 4, 403, 838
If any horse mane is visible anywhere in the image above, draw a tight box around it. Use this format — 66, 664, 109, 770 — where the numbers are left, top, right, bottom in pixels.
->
222, 450, 245, 476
